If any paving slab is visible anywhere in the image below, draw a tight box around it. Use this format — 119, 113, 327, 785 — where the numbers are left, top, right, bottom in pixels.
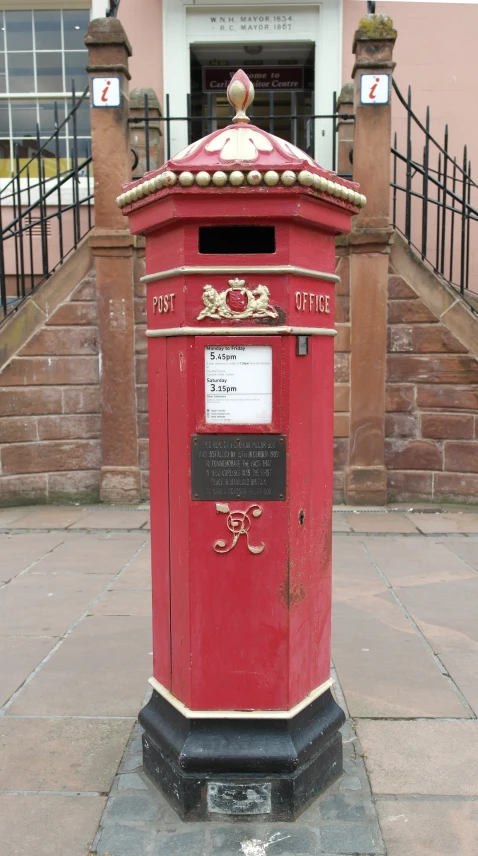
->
346, 513, 418, 534
406, 512, 478, 534
356, 720, 478, 795
441, 536, 478, 572
111, 547, 152, 590
0, 793, 106, 856
363, 535, 477, 587
376, 798, 478, 856
7, 507, 90, 529
0, 507, 35, 527
0, 571, 113, 637
332, 548, 466, 718
332, 537, 386, 586
31, 532, 148, 575
69, 509, 150, 529
0, 635, 56, 707
332, 513, 351, 533
0, 532, 65, 581
8, 615, 152, 716
90, 589, 152, 615
0, 716, 132, 791
397, 578, 478, 647
332, 595, 466, 718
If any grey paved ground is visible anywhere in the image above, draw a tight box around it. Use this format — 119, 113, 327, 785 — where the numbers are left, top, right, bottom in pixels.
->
0, 504, 477, 856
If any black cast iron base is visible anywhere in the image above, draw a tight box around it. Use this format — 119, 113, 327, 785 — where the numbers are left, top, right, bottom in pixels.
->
139, 688, 345, 821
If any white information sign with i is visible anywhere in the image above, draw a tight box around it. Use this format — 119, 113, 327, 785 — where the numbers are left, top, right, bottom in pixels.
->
205, 345, 272, 425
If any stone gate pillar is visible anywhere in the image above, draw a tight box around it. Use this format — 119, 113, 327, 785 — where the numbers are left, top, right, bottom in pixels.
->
344, 14, 397, 504
85, 18, 141, 502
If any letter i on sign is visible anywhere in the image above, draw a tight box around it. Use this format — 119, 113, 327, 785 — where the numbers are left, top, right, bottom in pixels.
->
368, 77, 380, 100
101, 80, 111, 103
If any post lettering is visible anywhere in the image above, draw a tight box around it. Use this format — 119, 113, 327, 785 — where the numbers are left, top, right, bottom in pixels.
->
152, 293, 176, 314
295, 291, 330, 314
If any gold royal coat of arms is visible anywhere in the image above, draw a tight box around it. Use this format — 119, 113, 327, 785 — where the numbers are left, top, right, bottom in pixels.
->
197, 278, 278, 321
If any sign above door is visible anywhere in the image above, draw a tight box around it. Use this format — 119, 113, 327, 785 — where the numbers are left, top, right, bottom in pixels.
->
203, 66, 304, 93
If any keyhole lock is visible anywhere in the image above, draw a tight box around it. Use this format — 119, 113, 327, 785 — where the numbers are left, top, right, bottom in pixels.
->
299, 510, 305, 526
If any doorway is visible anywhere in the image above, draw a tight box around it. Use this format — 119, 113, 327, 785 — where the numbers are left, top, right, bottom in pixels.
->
189, 41, 315, 156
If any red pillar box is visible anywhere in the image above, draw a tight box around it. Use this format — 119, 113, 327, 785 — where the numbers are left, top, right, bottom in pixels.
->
117, 70, 365, 821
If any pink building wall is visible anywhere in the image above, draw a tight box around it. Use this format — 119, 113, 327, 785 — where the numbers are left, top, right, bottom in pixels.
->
343, 1, 478, 177
117, 0, 164, 107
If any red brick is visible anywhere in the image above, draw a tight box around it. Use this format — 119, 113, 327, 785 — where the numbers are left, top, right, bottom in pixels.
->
385, 439, 443, 470
62, 387, 101, 414
1, 415, 38, 444
334, 438, 349, 469
0, 417, 38, 443
388, 275, 417, 299
47, 470, 100, 501
134, 298, 147, 324
411, 325, 468, 354
71, 276, 96, 301
1, 440, 101, 475
141, 469, 150, 498
37, 415, 101, 440
136, 384, 148, 413
138, 438, 149, 470
416, 385, 478, 410
421, 414, 474, 440
0, 357, 99, 386
47, 302, 97, 326
0, 473, 48, 505
387, 355, 478, 385
0, 387, 62, 417
135, 355, 148, 385
334, 413, 349, 438
444, 441, 478, 473
388, 300, 437, 324
135, 325, 147, 355
389, 327, 413, 352
333, 470, 345, 503
134, 277, 147, 299
137, 412, 149, 439
387, 470, 433, 501
334, 324, 351, 353
385, 413, 418, 438
334, 384, 349, 412
21, 327, 98, 356
385, 384, 414, 412
335, 254, 350, 296
335, 295, 350, 323
334, 353, 350, 383
434, 472, 478, 500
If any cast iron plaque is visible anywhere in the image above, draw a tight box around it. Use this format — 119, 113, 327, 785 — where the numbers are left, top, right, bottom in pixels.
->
191, 434, 286, 501
207, 781, 272, 815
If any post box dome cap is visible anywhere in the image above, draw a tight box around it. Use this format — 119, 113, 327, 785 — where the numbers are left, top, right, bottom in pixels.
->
117, 70, 365, 212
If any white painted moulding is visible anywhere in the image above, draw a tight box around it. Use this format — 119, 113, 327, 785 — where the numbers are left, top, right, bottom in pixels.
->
141, 265, 340, 284
146, 326, 338, 338
148, 676, 334, 719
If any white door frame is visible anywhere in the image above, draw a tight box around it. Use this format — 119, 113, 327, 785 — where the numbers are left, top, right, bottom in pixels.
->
162, 0, 343, 168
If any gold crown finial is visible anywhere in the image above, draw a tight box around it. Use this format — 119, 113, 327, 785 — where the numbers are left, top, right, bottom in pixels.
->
227, 69, 255, 124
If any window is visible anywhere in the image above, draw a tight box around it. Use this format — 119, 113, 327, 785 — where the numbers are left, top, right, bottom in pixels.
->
0, 8, 90, 177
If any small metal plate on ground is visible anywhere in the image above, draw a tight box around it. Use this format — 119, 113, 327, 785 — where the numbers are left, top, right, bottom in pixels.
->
207, 782, 272, 815
191, 434, 286, 501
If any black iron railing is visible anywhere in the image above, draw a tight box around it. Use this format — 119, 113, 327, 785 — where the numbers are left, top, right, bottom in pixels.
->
391, 79, 478, 306
129, 91, 352, 179
0, 85, 93, 322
